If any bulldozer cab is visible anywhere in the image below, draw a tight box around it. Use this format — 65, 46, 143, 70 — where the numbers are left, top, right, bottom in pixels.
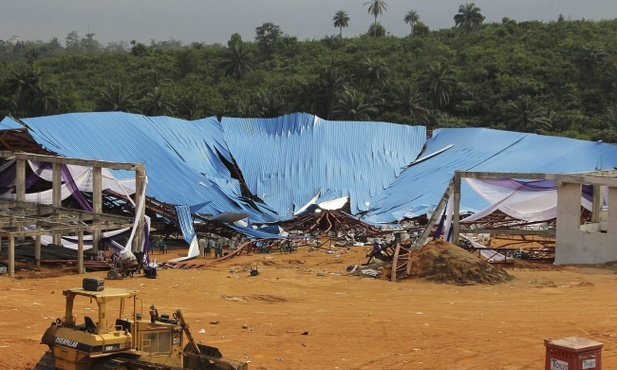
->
60, 286, 138, 335
58, 286, 186, 362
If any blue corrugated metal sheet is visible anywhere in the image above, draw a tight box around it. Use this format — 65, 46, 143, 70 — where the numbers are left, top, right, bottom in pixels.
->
16, 112, 426, 224
10, 113, 617, 226
21, 112, 270, 221
362, 128, 617, 223
0, 116, 25, 130
222, 113, 426, 218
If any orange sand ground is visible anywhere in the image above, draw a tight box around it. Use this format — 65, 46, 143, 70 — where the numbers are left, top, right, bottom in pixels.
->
1, 242, 617, 370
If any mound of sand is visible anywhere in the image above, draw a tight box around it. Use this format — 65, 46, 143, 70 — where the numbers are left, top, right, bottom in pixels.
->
405, 239, 514, 285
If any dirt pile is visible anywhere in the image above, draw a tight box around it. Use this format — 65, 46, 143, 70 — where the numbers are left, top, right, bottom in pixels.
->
406, 239, 514, 285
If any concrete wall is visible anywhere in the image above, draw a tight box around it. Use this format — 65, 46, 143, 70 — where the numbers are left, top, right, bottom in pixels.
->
555, 183, 617, 264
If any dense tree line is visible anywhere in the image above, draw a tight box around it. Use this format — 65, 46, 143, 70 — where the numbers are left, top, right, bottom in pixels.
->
1, 4, 617, 142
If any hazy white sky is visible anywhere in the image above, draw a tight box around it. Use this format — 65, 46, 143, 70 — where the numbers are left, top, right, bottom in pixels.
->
1, 0, 616, 46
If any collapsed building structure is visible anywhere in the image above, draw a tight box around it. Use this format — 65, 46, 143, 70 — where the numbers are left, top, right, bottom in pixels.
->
1, 112, 617, 277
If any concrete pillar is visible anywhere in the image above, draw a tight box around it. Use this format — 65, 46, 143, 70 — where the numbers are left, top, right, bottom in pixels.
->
591, 185, 603, 223
52, 162, 62, 245
92, 166, 102, 253
15, 159, 25, 203
607, 187, 617, 236
556, 182, 582, 232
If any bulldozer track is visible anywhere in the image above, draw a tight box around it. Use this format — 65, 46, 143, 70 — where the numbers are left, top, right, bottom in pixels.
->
33, 351, 56, 370
36, 351, 237, 370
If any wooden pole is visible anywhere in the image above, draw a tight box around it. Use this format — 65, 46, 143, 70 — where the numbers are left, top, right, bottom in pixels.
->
133, 168, 146, 252
391, 241, 401, 282
35, 223, 41, 268
8, 236, 15, 278
78, 231, 84, 274
452, 172, 461, 246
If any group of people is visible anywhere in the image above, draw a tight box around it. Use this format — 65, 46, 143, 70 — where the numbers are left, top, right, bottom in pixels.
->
198, 237, 223, 258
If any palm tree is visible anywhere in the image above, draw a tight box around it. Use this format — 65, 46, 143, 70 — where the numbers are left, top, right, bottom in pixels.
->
357, 58, 390, 89
364, 0, 388, 37
32, 85, 62, 116
229, 97, 258, 118
148, 69, 169, 88
454, 3, 485, 32
177, 92, 205, 120
254, 89, 288, 118
503, 95, 551, 133
367, 23, 386, 37
419, 62, 456, 109
574, 45, 607, 79
389, 83, 430, 124
334, 88, 378, 120
222, 43, 256, 80
404, 10, 420, 35
96, 83, 139, 112
291, 79, 321, 114
143, 87, 176, 116
4, 63, 44, 115
316, 67, 347, 119
333, 10, 350, 37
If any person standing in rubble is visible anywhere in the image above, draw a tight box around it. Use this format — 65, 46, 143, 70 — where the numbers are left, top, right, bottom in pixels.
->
198, 236, 206, 258
206, 236, 216, 257
157, 238, 167, 254
214, 239, 223, 258
205, 238, 212, 258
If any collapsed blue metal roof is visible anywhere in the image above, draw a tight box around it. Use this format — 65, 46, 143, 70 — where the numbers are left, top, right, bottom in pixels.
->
0, 116, 25, 130
221, 113, 425, 216
9, 113, 617, 226
362, 128, 617, 223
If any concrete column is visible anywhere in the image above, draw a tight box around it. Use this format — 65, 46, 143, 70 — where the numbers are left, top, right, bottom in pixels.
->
591, 185, 602, 223
92, 166, 102, 253
607, 187, 617, 236
52, 163, 62, 245
15, 160, 26, 243
555, 182, 583, 264
15, 159, 25, 203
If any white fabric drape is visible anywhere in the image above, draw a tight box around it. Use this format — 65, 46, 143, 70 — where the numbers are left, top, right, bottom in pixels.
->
462, 178, 597, 223
463, 178, 559, 222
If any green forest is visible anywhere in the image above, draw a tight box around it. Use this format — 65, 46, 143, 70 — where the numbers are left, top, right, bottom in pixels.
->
1, 3, 617, 142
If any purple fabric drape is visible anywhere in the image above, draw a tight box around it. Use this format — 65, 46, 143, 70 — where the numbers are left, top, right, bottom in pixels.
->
61, 164, 93, 212
0, 161, 52, 194
0, 161, 16, 193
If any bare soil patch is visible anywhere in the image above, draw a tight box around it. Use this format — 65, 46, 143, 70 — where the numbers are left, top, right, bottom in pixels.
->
2, 241, 617, 370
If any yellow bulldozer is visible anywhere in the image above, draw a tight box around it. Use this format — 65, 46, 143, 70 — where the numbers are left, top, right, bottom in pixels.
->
36, 278, 248, 370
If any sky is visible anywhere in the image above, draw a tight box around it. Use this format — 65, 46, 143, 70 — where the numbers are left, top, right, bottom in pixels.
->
1, 0, 617, 46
